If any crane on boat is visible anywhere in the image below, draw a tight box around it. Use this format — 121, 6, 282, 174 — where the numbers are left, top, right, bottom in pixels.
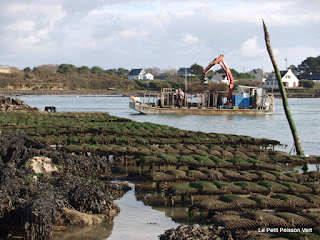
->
200, 54, 234, 105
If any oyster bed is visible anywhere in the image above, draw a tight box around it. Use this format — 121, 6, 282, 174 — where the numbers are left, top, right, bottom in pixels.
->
0, 97, 319, 239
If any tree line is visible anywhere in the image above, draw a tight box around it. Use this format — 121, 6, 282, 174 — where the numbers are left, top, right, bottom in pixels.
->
0, 64, 140, 91
290, 55, 320, 79
0, 55, 318, 91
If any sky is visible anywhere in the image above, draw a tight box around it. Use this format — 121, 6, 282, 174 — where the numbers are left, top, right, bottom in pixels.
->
0, 0, 319, 73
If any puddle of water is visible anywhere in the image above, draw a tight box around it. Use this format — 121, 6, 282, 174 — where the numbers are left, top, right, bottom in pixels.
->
281, 163, 320, 173
107, 182, 179, 240
53, 182, 180, 240
53, 223, 113, 240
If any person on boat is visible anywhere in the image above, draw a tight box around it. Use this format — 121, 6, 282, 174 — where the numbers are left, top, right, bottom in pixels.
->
174, 89, 179, 107
178, 88, 184, 108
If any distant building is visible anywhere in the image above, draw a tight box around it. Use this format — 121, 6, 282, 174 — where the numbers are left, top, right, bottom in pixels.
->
249, 68, 267, 82
249, 68, 263, 77
264, 69, 299, 88
0, 65, 11, 74
177, 68, 194, 77
142, 73, 154, 80
128, 68, 154, 80
209, 73, 228, 84
308, 72, 320, 82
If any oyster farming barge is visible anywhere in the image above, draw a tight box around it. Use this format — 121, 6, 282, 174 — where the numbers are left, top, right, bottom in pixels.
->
129, 86, 274, 115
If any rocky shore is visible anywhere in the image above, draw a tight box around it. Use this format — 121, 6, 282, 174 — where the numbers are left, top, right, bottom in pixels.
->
0, 132, 126, 240
0, 96, 38, 111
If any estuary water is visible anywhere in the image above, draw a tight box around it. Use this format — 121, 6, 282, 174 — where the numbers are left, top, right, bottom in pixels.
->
18, 95, 320, 156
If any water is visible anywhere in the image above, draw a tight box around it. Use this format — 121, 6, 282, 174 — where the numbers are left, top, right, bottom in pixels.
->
18, 95, 320, 156
107, 183, 179, 240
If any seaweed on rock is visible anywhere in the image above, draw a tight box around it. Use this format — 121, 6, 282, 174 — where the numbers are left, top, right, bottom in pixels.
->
0, 132, 124, 240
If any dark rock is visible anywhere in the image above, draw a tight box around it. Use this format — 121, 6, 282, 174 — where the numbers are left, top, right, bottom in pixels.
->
159, 225, 221, 240
0, 96, 38, 111
57, 154, 111, 177
0, 132, 47, 166
0, 132, 124, 240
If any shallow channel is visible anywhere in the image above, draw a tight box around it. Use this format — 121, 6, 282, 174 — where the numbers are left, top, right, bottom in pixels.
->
53, 182, 181, 240
107, 182, 180, 240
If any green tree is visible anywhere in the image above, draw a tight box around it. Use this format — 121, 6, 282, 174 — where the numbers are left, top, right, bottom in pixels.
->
216, 68, 242, 78
190, 63, 203, 75
117, 68, 129, 76
78, 66, 90, 75
237, 72, 252, 79
91, 66, 103, 75
297, 56, 320, 79
57, 64, 77, 74
23, 67, 31, 72
106, 69, 117, 75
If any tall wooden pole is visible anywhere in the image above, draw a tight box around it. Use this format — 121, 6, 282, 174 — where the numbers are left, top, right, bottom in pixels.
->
262, 20, 303, 156
185, 67, 188, 91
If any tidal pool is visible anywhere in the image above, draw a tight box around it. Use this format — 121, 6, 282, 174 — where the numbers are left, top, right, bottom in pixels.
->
53, 182, 181, 240
107, 182, 180, 240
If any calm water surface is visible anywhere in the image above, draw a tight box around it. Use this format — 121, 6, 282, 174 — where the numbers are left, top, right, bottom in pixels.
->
19, 95, 320, 156
108, 183, 179, 240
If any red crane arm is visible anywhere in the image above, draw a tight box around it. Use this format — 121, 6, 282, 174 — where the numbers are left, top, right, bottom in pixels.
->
201, 55, 224, 77
201, 54, 234, 104
219, 60, 234, 104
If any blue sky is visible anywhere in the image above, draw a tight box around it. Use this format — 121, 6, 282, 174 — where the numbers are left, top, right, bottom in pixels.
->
0, 0, 319, 73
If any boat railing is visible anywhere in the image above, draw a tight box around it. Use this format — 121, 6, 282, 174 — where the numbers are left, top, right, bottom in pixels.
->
143, 90, 160, 105
142, 89, 222, 109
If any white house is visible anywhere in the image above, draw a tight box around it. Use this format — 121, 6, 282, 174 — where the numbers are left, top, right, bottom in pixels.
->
142, 72, 154, 80
264, 69, 299, 88
209, 73, 229, 84
128, 69, 154, 80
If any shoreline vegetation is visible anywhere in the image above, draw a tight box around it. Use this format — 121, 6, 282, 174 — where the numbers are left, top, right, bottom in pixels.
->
0, 96, 320, 240
1, 87, 320, 98
1, 59, 320, 99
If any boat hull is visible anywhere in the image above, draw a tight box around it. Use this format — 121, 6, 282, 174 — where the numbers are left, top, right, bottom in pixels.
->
130, 102, 273, 115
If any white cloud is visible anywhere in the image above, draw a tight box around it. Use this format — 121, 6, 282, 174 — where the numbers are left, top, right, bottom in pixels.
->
182, 34, 199, 44
0, 0, 319, 71
5, 20, 35, 33
152, 9, 171, 25
118, 29, 149, 39
241, 36, 266, 57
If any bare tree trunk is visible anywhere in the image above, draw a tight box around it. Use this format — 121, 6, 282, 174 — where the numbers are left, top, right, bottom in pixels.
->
262, 20, 303, 156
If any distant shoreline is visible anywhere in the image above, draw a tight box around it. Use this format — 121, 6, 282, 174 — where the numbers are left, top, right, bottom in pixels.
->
0, 89, 138, 97
1, 88, 319, 98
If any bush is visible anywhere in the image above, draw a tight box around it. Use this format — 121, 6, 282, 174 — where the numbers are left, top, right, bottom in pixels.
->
299, 79, 315, 88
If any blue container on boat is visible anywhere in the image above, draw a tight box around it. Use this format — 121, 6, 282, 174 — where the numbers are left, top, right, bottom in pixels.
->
233, 95, 250, 108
